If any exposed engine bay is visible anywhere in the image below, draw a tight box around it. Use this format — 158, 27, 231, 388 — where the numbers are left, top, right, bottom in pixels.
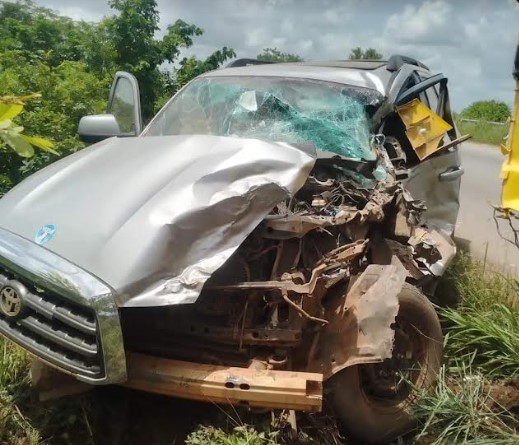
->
122, 140, 454, 376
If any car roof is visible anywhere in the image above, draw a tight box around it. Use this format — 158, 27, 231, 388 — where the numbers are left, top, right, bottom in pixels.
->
200, 57, 432, 97
200, 62, 391, 95
300, 60, 388, 70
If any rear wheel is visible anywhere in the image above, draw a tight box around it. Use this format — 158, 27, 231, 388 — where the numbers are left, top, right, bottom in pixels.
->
328, 283, 443, 444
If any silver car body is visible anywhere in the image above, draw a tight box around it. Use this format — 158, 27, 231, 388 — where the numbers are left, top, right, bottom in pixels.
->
0, 135, 315, 307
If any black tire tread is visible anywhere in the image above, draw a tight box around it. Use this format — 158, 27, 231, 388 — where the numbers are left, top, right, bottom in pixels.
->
327, 283, 443, 444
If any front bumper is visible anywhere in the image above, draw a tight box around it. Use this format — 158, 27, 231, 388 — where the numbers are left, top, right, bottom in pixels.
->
124, 353, 323, 412
0, 227, 126, 384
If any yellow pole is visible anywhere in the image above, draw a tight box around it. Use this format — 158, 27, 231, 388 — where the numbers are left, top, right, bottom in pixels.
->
501, 34, 519, 214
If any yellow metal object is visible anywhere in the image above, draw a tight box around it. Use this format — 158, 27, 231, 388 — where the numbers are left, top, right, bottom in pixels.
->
124, 353, 323, 412
501, 34, 519, 213
397, 98, 453, 161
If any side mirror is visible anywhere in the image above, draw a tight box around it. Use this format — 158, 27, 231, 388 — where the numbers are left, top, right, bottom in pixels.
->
78, 114, 122, 143
78, 71, 143, 143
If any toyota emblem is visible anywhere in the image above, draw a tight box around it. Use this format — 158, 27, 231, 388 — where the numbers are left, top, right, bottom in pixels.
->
0, 285, 23, 318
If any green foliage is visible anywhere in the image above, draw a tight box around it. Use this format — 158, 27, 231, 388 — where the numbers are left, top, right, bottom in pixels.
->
461, 100, 511, 123
105, 1, 235, 120
0, 391, 40, 445
438, 254, 518, 310
186, 425, 278, 445
412, 256, 519, 444
0, 336, 96, 445
256, 47, 304, 63
436, 255, 519, 378
456, 119, 508, 146
349, 47, 383, 60
174, 47, 236, 93
442, 303, 519, 378
0, 338, 39, 445
0, 93, 56, 157
0, 338, 30, 390
0, 92, 58, 193
0, 50, 108, 185
0, 1, 92, 67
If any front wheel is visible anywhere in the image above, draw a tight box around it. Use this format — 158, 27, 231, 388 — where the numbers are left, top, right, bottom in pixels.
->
327, 283, 443, 444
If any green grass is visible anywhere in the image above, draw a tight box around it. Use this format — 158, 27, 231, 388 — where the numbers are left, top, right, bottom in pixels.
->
0, 338, 40, 445
442, 304, 519, 378
413, 363, 518, 445
436, 255, 519, 377
0, 338, 96, 445
412, 255, 519, 444
0, 337, 31, 389
456, 119, 509, 146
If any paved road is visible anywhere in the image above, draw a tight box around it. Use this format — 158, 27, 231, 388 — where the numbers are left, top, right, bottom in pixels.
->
456, 141, 519, 275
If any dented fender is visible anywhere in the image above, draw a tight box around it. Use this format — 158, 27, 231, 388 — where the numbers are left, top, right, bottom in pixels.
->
307, 262, 407, 378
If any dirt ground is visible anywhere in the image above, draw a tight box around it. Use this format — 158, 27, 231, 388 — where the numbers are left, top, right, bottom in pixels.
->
489, 380, 519, 412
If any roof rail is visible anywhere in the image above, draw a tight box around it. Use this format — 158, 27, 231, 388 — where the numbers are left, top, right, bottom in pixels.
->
387, 55, 429, 72
226, 58, 274, 68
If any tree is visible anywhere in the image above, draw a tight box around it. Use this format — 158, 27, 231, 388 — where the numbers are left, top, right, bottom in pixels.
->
0, 1, 100, 68
461, 100, 511, 123
349, 47, 383, 60
174, 47, 236, 92
106, 0, 235, 120
257, 47, 304, 63
0, 94, 55, 157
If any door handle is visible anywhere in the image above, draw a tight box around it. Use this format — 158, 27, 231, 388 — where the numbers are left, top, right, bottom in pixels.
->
439, 166, 464, 182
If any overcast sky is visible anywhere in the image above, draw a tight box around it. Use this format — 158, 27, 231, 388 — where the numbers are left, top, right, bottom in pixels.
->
34, 0, 519, 110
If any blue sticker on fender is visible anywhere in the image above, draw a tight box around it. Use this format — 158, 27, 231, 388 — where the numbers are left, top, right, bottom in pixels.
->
35, 224, 56, 245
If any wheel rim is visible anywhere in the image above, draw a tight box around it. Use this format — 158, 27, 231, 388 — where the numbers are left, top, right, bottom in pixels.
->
359, 315, 428, 407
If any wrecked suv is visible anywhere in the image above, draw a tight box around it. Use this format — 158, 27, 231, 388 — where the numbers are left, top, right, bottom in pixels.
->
0, 56, 463, 443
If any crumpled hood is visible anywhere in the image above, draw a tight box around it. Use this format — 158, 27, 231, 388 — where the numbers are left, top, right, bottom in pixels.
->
0, 135, 316, 306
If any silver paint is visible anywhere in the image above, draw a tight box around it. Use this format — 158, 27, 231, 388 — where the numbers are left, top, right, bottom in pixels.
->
0, 135, 316, 307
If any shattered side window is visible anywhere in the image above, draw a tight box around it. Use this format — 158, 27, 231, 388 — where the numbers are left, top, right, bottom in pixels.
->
145, 76, 383, 160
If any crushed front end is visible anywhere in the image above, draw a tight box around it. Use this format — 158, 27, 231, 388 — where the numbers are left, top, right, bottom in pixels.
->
0, 136, 454, 411
119, 150, 453, 409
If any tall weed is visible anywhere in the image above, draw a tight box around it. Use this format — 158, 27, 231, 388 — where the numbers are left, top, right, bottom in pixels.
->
413, 363, 518, 445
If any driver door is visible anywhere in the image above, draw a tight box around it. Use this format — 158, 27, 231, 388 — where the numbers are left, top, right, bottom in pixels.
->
397, 73, 463, 235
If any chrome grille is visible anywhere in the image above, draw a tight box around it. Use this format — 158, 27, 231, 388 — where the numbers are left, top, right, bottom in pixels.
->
0, 267, 102, 379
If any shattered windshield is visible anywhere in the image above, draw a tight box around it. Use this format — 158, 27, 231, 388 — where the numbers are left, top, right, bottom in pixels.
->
145, 76, 383, 160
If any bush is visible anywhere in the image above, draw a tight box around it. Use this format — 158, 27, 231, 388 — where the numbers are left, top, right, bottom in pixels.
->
186, 425, 278, 445
461, 100, 511, 123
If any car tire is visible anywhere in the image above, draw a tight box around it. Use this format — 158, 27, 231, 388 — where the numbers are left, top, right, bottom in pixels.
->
327, 283, 443, 444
